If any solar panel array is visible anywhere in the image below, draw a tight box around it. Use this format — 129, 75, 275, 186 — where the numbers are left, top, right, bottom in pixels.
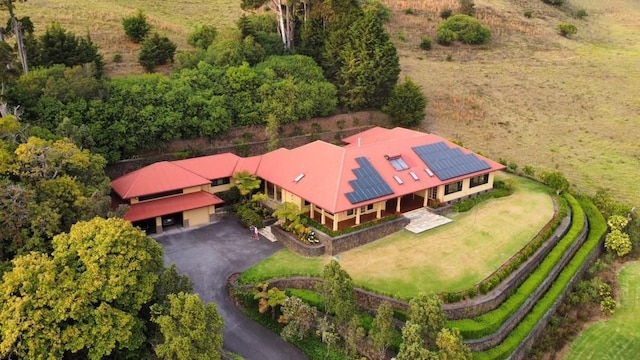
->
412, 142, 491, 180
345, 157, 394, 204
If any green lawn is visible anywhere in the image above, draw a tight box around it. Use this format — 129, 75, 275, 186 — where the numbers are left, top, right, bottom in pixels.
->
564, 261, 640, 360
241, 173, 555, 299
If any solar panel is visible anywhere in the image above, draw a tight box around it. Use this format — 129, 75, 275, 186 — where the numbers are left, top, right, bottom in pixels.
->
412, 142, 491, 181
345, 157, 394, 204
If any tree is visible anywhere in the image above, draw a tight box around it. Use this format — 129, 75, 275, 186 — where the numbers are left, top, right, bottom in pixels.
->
254, 282, 287, 319
123, 10, 151, 43
335, 10, 399, 110
0, 217, 164, 359
153, 264, 195, 306
317, 260, 356, 324
1, 0, 29, 73
187, 25, 217, 50
436, 327, 472, 360
138, 33, 177, 72
369, 301, 395, 360
32, 23, 104, 76
279, 296, 319, 340
344, 315, 366, 357
397, 321, 432, 360
151, 292, 223, 360
232, 169, 262, 200
383, 77, 427, 127
408, 293, 446, 350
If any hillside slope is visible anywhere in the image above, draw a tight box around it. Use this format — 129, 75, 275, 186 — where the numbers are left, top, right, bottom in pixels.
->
14, 0, 640, 204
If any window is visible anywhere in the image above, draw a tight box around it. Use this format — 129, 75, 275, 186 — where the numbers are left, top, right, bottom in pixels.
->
367, 204, 374, 211
360, 204, 374, 213
138, 189, 182, 202
347, 209, 354, 216
211, 177, 231, 186
470, 174, 489, 188
304, 199, 310, 206
444, 181, 463, 195
389, 157, 409, 171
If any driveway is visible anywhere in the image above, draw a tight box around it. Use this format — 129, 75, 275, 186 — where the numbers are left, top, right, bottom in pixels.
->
155, 220, 308, 360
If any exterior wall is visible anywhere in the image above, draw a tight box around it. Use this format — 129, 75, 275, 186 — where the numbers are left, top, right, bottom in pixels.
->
206, 183, 233, 194
183, 206, 213, 227
281, 189, 305, 209
183, 186, 202, 194
440, 172, 495, 203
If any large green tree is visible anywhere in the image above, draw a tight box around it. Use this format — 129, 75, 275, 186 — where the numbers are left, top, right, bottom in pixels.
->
384, 77, 427, 128
409, 293, 446, 350
0, 217, 163, 359
151, 292, 224, 360
334, 10, 399, 110
369, 301, 395, 360
317, 260, 356, 324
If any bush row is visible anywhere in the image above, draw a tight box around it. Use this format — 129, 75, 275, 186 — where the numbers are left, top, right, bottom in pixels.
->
451, 194, 584, 339
474, 197, 606, 359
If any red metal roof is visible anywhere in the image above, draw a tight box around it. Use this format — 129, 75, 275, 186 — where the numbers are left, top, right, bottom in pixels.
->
172, 153, 241, 180
124, 191, 223, 222
256, 127, 505, 213
111, 162, 210, 200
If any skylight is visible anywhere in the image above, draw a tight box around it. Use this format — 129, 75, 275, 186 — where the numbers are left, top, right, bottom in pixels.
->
389, 157, 409, 171
393, 175, 404, 184
294, 173, 305, 182
409, 171, 419, 181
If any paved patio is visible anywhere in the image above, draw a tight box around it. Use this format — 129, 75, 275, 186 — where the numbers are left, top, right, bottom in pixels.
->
403, 208, 452, 233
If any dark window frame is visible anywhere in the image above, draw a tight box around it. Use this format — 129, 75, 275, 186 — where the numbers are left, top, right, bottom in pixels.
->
138, 189, 183, 202
470, 174, 490, 188
211, 177, 231, 186
444, 181, 463, 195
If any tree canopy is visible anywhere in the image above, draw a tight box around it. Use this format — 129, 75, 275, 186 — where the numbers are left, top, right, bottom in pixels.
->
0, 217, 163, 359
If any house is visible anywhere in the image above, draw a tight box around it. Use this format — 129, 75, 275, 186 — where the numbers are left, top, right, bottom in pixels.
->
111, 127, 505, 233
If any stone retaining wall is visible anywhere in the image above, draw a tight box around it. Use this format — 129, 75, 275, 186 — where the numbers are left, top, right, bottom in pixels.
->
324, 217, 410, 255
509, 233, 606, 359
465, 213, 589, 351
271, 225, 325, 257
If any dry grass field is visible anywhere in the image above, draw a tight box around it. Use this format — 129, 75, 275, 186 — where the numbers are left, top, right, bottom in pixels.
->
16, 0, 640, 203
380, 0, 640, 205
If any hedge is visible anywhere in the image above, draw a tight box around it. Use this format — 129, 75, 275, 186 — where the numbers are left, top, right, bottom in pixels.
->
474, 197, 606, 359
451, 194, 584, 339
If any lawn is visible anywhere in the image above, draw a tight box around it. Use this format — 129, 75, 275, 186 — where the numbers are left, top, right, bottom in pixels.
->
242, 173, 555, 299
563, 261, 640, 360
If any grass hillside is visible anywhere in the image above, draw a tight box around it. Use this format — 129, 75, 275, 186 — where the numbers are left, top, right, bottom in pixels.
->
564, 261, 640, 359
16, 0, 640, 204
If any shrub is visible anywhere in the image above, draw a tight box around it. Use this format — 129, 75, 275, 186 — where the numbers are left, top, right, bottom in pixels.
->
112, 53, 122, 63
437, 14, 491, 45
558, 22, 578, 37
458, 0, 475, 16
122, 10, 151, 43
235, 202, 264, 229
576, 9, 588, 19
522, 165, 535, 176
187, 25, 218, 50
138, 33, 177, 72
440, 8, 453, 19
404, 8, 415, 15
524, 10, 533, 18
420, 36, 432, 50
437, 28, 457, 46
542, 0, 564, 5
398, 32, 407, 41
507, 162, 518, 172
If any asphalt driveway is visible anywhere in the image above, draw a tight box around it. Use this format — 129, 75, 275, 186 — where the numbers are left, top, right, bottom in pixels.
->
155, 220, 308, 360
